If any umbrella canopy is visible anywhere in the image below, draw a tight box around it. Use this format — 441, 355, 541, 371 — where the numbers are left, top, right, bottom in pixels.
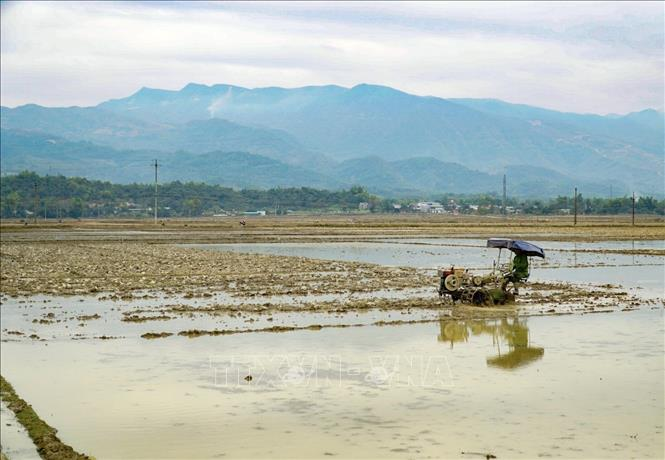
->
486, 347, 545, 369
486, 238, 545, 258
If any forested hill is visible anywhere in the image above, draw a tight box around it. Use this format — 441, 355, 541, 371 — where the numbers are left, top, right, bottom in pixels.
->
0, 171, 376, 218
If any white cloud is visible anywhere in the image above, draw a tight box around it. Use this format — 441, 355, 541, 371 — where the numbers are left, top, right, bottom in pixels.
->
1, 1, 662, 114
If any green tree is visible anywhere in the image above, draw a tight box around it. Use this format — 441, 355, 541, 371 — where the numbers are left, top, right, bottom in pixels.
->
3, 191, 21, 216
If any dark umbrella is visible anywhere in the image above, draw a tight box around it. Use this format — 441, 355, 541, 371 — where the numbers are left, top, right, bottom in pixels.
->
486, 239, 545, 258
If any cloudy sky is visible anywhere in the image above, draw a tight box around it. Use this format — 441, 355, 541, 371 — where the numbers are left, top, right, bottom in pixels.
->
1, 1, 663, 114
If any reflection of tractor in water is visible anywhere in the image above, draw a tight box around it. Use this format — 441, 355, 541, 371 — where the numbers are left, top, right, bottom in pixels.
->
438, 239, 545, 306
438, 317, 545, 369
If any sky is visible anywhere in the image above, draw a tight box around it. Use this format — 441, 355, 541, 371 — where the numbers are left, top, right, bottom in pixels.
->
1, 1, 663, 114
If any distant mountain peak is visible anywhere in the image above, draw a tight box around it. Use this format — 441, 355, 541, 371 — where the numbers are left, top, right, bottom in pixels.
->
182, 82, 210, 91
135, 86, 164, 95
350, 83, 404, 95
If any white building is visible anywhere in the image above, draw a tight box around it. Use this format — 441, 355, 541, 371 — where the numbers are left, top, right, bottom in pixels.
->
413, 201, 446, 213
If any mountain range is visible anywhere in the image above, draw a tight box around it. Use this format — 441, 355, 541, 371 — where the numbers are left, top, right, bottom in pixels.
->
1, 83, 663, 197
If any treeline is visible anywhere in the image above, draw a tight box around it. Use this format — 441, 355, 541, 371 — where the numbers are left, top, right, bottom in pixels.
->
427, 193, 665, 215
0, 172, 374, 218
517, 195, 663, 215
1, 171, 663, 219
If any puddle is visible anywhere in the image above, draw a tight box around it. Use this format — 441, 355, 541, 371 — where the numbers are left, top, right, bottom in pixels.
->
1, 309, 662, 459
182, 240, 664, 269
0, 291, 444, 342
381, 238, 665, 251
0, 400, 40, 460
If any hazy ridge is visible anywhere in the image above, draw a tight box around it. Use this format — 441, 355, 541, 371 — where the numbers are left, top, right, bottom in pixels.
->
1, 83, 663, 197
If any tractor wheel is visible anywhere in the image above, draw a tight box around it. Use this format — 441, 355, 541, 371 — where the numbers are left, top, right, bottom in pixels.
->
471, 289, 487, 306
483, 290, 495, 307
444, 274, 459, 292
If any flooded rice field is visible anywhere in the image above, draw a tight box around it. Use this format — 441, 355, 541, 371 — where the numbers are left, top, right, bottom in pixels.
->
1, 237, 664, 459
1, 310, 662, 459
184, 239, 664, 269
185, 239, 665, 297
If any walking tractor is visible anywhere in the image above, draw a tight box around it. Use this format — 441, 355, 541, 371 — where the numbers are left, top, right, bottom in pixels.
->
437, 239, 545, 306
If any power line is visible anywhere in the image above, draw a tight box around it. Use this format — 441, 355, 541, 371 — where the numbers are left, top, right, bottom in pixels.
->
502, 174, 507, 217
573, 187, 578, 226
153, 160, 159, 224
33, 182, 39, 224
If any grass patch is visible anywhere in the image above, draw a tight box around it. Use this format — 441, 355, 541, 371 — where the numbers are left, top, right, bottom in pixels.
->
0, 375, 91, 459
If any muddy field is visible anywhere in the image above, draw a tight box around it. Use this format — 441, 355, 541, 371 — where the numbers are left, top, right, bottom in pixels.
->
0, 242, 430, 298
1, 217, 662, 339
1, 216, 663, 459
2, 214, 665, 244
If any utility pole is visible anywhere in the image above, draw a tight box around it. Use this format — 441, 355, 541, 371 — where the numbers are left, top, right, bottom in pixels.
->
573, 187, 578, 226
632, 192, 635, 226
153, 160, 159, 224
502, 174, 506, 217
33, 182, 39, 224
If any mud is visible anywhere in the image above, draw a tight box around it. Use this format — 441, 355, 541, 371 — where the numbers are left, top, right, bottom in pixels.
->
2, 215, 664, 245
120, 279, 653, 340
122, 313, 173, 322
140, 332, 173, 339
76, 314, 100, 321
0, 243, 429, 298
173, 317, 460, 339
121, 280, 645, 316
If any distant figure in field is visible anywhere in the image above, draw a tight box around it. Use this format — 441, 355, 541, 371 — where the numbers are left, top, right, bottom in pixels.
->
239, 220, 246, 226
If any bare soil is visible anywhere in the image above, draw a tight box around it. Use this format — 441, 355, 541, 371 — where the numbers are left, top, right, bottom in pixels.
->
2, 214, 664, 244
0, 242, 429, 297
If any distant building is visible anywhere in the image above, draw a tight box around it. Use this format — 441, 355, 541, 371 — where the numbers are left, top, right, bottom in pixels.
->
412, 201, 446, 213
358, 202, 370, 210
446, 199, 461, 214
243, 210, 266, 216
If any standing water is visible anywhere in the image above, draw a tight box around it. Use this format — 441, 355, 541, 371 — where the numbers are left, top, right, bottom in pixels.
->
1, 309, 662, 458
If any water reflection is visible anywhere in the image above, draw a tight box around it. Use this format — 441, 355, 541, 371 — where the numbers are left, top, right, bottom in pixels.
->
438, 317, 545, 370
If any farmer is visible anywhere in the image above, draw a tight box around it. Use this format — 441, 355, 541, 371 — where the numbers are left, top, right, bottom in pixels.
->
503, 252, 529, 294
